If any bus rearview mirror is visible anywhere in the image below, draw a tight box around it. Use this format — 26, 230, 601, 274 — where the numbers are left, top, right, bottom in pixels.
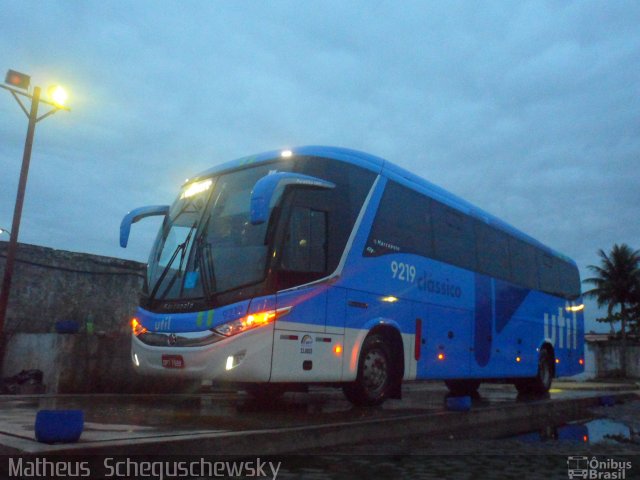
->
120, 205, 170, 248
250, 172, 335, 225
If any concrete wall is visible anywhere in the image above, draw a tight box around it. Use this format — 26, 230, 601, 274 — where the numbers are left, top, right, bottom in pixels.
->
0, 241, 145, 334
588, 341, 640, 379
2, 333, 199, 393
0, 243, 202, 393
572, 341, 598, 381
2, 332, 134, 393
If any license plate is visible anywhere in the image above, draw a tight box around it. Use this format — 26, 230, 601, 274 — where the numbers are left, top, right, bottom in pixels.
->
162, 355, 185, 369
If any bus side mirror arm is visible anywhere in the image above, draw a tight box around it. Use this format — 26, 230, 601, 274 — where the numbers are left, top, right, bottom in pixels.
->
120, 205, 170, 248
250, 172, 335, 225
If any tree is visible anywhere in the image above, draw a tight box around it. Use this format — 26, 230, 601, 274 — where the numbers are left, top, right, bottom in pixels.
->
583, 244, 640, 376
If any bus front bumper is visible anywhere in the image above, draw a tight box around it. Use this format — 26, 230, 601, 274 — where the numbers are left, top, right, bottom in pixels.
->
130, 323, 274, 382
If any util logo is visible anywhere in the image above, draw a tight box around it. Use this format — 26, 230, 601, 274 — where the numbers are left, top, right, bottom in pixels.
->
154, 316, 172, 331
544, 303, 580, 350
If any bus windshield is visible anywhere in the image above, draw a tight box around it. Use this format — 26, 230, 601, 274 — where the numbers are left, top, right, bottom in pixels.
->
145, 155, 377, 309
147, 162, 286, 303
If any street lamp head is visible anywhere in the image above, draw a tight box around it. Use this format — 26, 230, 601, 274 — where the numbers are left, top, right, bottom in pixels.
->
0, 227, 10, 236
4, 70, 30, 90
48, 85, 68, 107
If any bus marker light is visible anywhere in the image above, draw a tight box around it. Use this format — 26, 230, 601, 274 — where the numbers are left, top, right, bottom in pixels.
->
566, 304, 584, 312
516, 356, 521, 363
131, 318, 148, 336
579, 358, 584, 365
555, 358, 560, 364
180, 178, 213, 199
333, 345, 342, 355
281, 150, 293, 158
437, 353, 445, 361
381, 296, 398, 303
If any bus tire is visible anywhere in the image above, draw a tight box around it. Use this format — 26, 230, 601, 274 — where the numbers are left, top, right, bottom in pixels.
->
515, 348, 553, 394
444, 379, 481, 396
343, 334, 393, 406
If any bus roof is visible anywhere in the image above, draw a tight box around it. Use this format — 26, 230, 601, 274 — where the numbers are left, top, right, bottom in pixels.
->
195, 145, 575, 265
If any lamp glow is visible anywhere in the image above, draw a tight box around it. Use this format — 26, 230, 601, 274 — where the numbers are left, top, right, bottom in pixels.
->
281, 150, 293, 158
48, 85, 68, 107
566, 304, 585, 312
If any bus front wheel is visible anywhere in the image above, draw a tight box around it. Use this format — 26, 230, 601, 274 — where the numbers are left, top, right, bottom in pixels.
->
343, 334, 393, 406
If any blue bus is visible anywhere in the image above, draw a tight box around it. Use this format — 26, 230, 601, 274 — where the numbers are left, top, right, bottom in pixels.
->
120, 146, 584, 405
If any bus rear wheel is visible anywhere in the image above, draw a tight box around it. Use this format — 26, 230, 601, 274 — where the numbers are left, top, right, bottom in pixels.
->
343, 334, 393, 406
515, 348, 553, 394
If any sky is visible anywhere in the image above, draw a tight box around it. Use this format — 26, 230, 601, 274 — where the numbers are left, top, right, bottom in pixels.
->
1, 1, 639, 332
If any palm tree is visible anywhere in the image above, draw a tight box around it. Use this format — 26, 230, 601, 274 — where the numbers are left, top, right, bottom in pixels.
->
583, 243, 640, 376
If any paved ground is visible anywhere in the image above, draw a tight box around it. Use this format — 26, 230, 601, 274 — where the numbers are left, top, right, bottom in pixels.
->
286, 385, 640, 479
0, 380, 638, 478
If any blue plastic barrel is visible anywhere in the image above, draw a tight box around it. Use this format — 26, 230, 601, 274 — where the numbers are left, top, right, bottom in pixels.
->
35, 410, 84, 443
55, 320, 80, 334
446, 395, 472, 411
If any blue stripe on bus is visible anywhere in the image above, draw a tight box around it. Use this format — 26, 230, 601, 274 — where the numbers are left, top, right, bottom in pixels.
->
474, 273, 493, 367
495, 281, 531, 333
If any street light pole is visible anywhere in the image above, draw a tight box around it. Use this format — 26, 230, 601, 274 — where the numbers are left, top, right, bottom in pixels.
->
0, 86, 40, 336
0, 72, 69, 367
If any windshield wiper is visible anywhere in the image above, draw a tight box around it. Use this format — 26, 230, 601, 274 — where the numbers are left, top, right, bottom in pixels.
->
148, 222, 197, 303
193, 217, 217, 302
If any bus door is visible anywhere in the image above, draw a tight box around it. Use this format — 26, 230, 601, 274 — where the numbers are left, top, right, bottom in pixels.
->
273, 189, 332, 332
271, 192, 343, 381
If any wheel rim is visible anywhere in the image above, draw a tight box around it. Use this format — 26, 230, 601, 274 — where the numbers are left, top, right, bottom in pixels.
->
362, 348, 388, 394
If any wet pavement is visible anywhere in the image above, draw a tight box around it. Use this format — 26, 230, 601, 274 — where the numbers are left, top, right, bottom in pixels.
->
0, 380, 637, 458
286, 392, 640, 480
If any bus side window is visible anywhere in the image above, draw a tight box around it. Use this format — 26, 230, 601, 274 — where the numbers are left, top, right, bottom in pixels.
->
281, 206, 328, 275
364, 180, 433, 258
558, 260, 581, 299
476, 222, 511, 279
509, 238, 539, 290
538, 252, 559, 295
431, 201, 476, 271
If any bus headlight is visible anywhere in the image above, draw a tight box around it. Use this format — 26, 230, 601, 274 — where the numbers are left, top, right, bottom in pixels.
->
213, 306, 292, 337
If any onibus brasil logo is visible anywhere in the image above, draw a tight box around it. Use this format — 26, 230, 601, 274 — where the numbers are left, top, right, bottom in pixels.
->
567, 456, 632, 479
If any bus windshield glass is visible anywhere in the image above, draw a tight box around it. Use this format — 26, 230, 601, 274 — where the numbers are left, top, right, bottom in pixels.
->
147, 162, 286, 302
